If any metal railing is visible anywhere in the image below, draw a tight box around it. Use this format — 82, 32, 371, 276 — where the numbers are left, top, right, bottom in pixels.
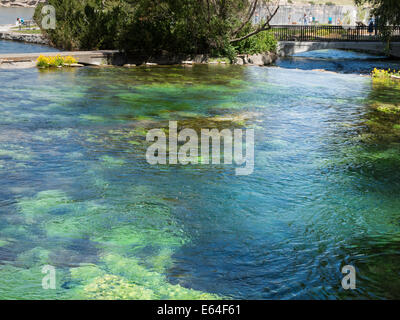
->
271, 25, 400, 42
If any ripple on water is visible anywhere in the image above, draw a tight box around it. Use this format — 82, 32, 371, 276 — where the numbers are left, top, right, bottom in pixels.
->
0, 60, 400, 299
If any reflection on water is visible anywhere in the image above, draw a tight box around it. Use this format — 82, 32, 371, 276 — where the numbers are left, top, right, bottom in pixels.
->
277, 49, 400, 74
0, 53, 400, 299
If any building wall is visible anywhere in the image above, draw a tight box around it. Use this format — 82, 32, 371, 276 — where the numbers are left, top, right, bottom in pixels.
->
256, 5, 370, 26
1, 0, 45, 8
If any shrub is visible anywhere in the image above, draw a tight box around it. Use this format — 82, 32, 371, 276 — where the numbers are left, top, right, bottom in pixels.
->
234, 24, 277, 55
372, 68, 400, 79
36, 55, 77, 68
34, 0, 279, 58
34, 0, 127, 51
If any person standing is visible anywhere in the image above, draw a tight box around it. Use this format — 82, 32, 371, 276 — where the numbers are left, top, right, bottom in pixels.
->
368, 17, 374, 36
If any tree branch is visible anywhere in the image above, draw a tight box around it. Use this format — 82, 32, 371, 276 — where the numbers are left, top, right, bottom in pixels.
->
231, 0, 259, 37
229, 4, 279, 43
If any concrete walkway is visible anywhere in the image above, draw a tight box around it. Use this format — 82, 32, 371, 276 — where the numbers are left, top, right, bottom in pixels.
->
0, 50, 123, 67
278, 41, 400, 58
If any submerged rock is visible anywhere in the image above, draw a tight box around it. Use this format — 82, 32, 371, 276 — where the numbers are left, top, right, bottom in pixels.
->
123, 64, 136, 68
246, 52, 277, 66
234, 52, 277, 66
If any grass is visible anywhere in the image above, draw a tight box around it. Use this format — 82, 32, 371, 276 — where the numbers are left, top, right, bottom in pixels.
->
13, 30, 42, 35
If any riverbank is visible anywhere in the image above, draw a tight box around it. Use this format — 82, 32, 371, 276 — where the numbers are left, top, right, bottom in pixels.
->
0, 24, 48, 44
0, 31, 48, 44
0, 21, 279, 68
0, 48, 278, 69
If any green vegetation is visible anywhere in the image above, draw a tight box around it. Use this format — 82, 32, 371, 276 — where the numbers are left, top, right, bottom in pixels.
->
11, 27, 42, 34
233, 25, 277, 55
36, 55, 77, 68
34, 0, 279, 59
355, 0, 400, 31
12, 185, 222, 299
357, 68, 400, 145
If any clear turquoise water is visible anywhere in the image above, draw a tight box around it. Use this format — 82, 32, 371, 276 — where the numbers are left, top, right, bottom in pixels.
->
1, 52, 400, 299
278, 49, 400, 74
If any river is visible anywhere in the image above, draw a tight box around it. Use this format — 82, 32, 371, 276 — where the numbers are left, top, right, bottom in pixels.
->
0, 47, 400, 299
0, 7, 58, 54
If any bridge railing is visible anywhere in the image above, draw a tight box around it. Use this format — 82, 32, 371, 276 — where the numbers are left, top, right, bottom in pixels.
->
271, 25, 400, 42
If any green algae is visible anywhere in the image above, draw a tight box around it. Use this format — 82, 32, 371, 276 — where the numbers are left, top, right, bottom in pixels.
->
18, 190, 70, 223
101, 254, 221, 299
26, 189, 185, 250
0, 225, 29, 238
82, 274, 156, 300
80, 115, 108, 122
0, 239, 10, 247
149, 248, 175, 273
94, 224, 186, 249
46, 216, 91, 239
15, 185, 217, 299
16, 247, 51, 268
0, 148, 33, 161
12, 186, 207, 299
70, 265, 105, 283
0, 264, 69, 300
376, 104, 400, 115
100, 155, 125, 166
127, 140, 141, 145
0, 65, 361, 299
68, 253, 221, 300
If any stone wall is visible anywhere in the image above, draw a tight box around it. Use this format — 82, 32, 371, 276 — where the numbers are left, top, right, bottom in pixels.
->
0, 0, 44, 8
0, 31, 48, 44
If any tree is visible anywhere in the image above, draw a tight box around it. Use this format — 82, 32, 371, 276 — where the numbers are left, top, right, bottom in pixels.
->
34, 0, 280, 56
355, 0, 400, 49
355, 0, 400, 27
229, 0, 280, 43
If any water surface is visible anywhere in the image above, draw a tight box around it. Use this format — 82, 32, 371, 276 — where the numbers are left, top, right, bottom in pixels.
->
1, 51, 400, 299
278, 49, 400, 74
0, 40, 59, 54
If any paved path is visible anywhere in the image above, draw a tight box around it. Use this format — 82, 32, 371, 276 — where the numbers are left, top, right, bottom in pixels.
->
0, 50, 122, 67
